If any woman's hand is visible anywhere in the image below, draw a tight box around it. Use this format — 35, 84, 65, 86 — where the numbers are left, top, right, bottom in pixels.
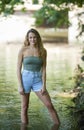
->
18, 87, 25, 95
41, 87, 47, 95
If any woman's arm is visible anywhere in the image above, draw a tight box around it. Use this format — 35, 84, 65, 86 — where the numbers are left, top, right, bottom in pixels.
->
17, 48, 24, 95
41, 49, 47, 94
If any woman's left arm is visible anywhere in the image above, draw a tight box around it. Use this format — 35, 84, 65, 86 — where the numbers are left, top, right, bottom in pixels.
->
41, 49, 47, 95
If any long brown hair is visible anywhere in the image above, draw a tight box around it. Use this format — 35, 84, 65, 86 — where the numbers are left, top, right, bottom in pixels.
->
24, 28, 45, 57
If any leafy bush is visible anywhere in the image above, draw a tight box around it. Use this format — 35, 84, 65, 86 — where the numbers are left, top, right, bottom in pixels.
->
72, 90, 84, 130
44, 0, 84, 7
70, 57, 84, 130
34, 4, 69, 28
0, 0, 24, 14
32, 0, 38, 4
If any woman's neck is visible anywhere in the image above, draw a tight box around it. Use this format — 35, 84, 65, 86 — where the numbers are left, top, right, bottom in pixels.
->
29, 44, 37, 49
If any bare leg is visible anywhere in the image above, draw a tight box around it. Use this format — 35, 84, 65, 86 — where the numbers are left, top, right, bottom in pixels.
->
21, 123, 27, 130
35, 91, 60, 127
21, 93, 30, 124
51, 124, 59, 130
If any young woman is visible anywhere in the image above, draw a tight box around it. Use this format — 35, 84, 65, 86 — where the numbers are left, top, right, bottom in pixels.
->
17, 28, 60, 128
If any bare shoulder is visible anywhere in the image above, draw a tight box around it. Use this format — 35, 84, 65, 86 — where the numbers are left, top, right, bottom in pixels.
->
18, 46, 27, 55
18, 46, 25, 57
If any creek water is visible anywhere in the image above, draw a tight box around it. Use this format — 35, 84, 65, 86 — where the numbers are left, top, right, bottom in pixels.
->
0, 43, 83, 130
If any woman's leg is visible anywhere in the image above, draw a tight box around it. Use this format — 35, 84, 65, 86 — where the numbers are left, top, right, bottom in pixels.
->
35, 91, 60, 126
21, 93, 30, 124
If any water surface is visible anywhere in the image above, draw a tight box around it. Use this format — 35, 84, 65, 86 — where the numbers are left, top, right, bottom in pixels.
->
0, 44, 83, 130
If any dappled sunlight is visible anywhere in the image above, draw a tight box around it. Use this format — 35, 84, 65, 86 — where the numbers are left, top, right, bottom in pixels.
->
50, 89, 78, 98
56, 92, 77, 98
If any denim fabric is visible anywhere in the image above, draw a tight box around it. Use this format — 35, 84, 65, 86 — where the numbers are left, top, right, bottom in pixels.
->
22, 70, 43, 93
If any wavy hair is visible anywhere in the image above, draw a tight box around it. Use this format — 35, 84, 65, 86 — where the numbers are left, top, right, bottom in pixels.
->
24, 28, 45, 57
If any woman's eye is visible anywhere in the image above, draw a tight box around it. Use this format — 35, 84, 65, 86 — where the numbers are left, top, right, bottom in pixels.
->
30, 37, 32, 39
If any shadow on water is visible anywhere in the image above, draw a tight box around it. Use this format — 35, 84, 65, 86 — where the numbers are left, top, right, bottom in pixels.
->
20, 123, 59, 130
0, 44, 83, 130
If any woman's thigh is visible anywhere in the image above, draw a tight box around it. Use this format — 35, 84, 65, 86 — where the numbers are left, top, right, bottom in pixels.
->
21, 94, 30, 108
35, 91, 52, 107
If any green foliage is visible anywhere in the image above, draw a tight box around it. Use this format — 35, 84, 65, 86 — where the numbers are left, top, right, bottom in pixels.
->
74, 64, 84, 87
70, 62, 84, 129
34, 0, 84, 28
0, 0, 24, 14
34, 4, 69, 28
76, 12, 84, 39
44, 0, 84, 7
72, 90, 84, 129
73, 64, 84, 111
67, 49, 84, 129
32, 0, 39, 4
73, 91, 84, 111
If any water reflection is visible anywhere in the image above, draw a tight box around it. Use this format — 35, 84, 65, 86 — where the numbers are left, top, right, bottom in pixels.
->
20, 123, 59, 130
51, 124, 59, 130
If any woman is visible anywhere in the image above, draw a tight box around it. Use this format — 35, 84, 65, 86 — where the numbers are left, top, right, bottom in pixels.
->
17, 28, 60, 128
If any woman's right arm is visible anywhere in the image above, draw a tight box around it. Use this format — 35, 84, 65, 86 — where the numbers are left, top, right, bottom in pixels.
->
17, 48, 24, 95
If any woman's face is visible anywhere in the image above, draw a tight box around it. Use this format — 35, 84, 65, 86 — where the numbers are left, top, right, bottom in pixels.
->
28, 32, 37, 46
